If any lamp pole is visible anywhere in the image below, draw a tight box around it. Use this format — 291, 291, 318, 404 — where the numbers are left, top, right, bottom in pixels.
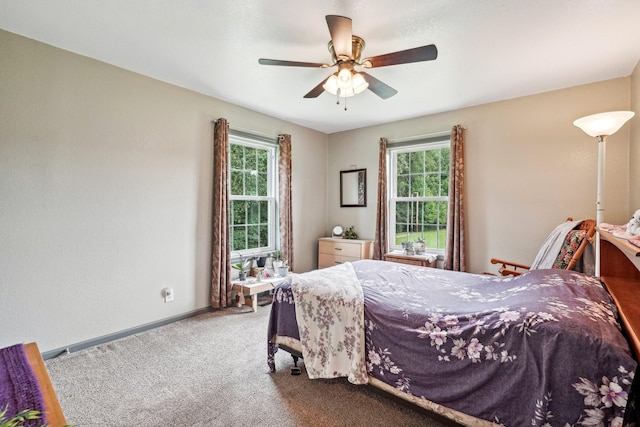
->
595, 135, 606, 277
596, 135, 607, 226
573, 111, 635, 277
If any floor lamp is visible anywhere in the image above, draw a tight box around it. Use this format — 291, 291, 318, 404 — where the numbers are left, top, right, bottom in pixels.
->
573, 111, 635, 276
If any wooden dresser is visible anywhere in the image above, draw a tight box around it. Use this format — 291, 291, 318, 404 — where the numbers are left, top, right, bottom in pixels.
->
383, 252, 437, 268
318, 237, 373, 269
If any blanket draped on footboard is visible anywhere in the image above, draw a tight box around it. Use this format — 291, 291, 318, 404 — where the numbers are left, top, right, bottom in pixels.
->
0, 344, 46, 426
268, 260, 638, 426
291, 262, 367, 384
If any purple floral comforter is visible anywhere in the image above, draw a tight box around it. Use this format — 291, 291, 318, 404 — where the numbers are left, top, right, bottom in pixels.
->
267, 260, 638, 426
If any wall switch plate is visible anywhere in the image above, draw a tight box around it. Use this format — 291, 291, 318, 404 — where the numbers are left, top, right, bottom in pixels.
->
163, 287, 174, 303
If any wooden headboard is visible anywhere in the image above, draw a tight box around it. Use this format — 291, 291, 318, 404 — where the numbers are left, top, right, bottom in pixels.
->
599, 229, 640, 359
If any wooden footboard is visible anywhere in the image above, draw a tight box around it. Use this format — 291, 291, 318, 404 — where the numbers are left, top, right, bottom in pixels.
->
23, 343, 67, 426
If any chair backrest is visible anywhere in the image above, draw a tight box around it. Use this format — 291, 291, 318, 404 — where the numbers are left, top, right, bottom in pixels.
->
551, 219, 596, 272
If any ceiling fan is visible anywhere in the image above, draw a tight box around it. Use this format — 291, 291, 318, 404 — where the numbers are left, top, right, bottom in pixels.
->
258, 15, 438, 103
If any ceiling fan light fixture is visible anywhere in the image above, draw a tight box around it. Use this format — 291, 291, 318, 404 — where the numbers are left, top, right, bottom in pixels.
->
337, 64, 352, 89
338, 87, 355, 98
352, 72, 368, 94
322, 74, 339, 95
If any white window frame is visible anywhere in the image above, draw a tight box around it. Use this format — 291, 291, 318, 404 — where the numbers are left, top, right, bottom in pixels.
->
229, 133, 277, 260
388, 138, 451, 255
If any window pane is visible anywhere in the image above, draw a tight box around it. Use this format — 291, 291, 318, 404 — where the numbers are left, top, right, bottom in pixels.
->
259, 225, 268, 247
410, 175, 423, 197
230, 145, 244, 170
231, 226, 247, 251
259, 201, 269, 223
231, 170, 244, 196
257, 149, 268, 173
425, 174, 439, 197
248, 201, 260, 224
425, 150, 439, 172
397, 174, 410, 197
420, 225, 439, 249
231, 200, 247, 225
244, 146, 257, 170
438, 200, 448, 224
395, 201, 410, 224
409, 151, 424, 173
247, 225, 260, 248
245, 171, 257, 195
257, 172, 267, 196
441, 148, 451, 173
440, 174, 449, 196
395, 201, 411, 244
397, 152, 410, 175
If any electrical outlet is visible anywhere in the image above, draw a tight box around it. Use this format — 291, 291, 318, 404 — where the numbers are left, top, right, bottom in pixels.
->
163, 287, 174, 303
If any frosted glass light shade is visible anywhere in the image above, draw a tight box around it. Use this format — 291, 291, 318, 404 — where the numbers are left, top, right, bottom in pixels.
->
337, 67, 352, 89
323, 72, 366, 98
352, 73, 369, 94
322, 74, 339, 95
573, 111, 635, 137
338, 87, 355, 97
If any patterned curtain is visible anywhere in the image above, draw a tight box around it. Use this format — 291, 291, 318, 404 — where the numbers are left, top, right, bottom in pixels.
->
373, 137, 388, 260
210, 118, 232, 308
444, 125, 466, 271
278, 134, 294, 271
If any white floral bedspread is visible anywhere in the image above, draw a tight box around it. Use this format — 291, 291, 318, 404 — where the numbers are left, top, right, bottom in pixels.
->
291, 262, 368, 384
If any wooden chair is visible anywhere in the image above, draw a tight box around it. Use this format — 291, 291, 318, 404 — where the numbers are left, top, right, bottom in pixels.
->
490, 218, 596, 276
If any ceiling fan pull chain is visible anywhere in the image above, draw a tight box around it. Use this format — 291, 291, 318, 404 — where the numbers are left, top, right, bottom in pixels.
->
344, 95, 347, 111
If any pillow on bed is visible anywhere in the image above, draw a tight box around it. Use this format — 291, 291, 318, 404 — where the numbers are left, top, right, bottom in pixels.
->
552, 229, 586, 269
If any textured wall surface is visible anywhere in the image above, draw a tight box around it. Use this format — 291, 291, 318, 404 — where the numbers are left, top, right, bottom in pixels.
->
0, 30, 328, 351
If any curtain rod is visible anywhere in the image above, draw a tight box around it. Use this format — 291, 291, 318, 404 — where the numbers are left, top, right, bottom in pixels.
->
388, 129, 453, 144
231, 125, 280, 141
211, 119, 282, 141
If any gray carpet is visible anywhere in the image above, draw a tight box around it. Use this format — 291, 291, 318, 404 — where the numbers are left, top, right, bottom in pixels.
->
45, 304, 449, 427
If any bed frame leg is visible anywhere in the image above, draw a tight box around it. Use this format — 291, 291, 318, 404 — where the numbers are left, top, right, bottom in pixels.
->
290, 355, 301, 375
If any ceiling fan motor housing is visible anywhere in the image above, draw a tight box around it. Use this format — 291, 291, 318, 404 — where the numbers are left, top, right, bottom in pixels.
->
328, 35, 365, 63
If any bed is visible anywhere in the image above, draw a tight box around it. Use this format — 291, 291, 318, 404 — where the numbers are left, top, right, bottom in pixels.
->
267, 231, 640, 426
0, 342, 67, 427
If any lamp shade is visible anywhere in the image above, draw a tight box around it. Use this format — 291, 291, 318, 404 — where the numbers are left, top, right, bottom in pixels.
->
322, 74, 339, 95
337, 66, 352, 90
352, 72, 369, 94
573, 111, 635, 137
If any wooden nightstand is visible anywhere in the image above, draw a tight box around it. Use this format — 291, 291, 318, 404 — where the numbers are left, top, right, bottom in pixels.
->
383, 252, 437, 268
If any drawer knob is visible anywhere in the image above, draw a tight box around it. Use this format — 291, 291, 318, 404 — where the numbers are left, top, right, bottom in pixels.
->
335, 247, 342, 251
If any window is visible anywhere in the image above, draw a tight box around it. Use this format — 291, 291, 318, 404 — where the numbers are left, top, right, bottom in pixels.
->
229, 132, 277, 257
389, 137, 451, 254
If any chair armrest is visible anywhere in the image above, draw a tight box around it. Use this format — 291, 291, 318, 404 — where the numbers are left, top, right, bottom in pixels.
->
490, 258, 531, 276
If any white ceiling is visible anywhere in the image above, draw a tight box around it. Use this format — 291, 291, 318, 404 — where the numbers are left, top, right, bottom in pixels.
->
1, 0, 640, 134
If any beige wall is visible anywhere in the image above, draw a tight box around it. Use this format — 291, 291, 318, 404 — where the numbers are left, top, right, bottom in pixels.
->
630, 59, 640, 212
0, 30, 328, 352
328, 78, 632, 274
